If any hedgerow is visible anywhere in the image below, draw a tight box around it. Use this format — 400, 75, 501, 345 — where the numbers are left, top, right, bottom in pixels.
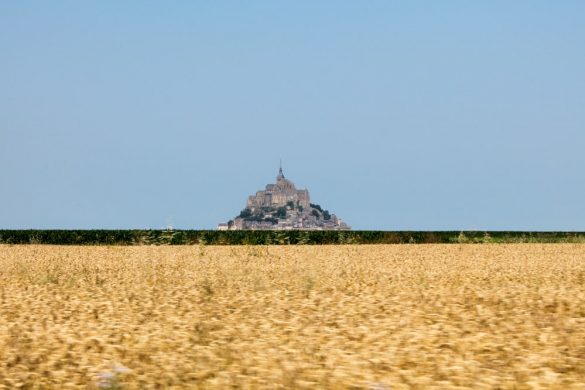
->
0, 230, 584, 245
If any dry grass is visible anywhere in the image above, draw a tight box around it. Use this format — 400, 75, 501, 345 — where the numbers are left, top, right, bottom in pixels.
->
1, 244, 585, 389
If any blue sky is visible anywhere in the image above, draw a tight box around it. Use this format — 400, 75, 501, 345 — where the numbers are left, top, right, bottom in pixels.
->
1, 1, 584, 230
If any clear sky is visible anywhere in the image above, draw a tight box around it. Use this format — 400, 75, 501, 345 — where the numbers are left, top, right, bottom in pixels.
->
1, 1, 584, 230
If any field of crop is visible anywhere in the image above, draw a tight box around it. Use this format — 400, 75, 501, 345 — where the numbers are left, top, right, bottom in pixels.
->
1, 244, 585, 389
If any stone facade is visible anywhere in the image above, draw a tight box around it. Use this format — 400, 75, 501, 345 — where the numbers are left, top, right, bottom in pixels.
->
246, 168, 310, 210
218, 167, 350, 231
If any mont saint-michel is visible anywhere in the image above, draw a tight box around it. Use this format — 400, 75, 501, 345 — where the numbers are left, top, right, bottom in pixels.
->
218, 167, 350, 230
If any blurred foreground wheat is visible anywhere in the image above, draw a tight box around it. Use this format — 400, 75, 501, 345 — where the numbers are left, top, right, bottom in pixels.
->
1, 244, 585, 389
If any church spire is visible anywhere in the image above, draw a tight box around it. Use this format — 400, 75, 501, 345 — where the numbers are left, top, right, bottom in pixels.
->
277, 160, 285, 180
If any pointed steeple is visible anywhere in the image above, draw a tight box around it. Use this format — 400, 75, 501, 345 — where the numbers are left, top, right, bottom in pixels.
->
277, 160, 285, 180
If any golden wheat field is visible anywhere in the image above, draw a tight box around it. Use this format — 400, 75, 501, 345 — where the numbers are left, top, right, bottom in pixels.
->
1, 244, 585, 389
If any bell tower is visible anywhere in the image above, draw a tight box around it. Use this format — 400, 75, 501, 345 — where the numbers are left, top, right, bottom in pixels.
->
277, 160, 285, 181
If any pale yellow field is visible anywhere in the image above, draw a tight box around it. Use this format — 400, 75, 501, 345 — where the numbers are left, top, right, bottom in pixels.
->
1, 244, 585, 389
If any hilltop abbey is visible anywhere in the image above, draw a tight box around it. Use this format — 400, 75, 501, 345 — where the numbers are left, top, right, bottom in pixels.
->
218, 166, 350, 230
246, 167, 310, 209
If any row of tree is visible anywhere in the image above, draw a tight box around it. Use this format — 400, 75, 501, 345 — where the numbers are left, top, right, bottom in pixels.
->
1, 230, 584, 245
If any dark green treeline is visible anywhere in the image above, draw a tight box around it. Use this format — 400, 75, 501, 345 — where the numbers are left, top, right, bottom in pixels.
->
1, 230, 585, 245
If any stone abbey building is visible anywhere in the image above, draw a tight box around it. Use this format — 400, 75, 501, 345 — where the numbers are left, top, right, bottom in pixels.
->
218, 167, 350, 230
246, 168, 310, 210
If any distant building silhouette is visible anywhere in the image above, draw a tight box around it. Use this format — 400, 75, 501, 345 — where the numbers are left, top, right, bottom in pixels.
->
218, 166, 350, 230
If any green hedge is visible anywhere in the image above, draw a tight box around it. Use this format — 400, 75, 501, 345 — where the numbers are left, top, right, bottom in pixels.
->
1, 230, 585, 245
